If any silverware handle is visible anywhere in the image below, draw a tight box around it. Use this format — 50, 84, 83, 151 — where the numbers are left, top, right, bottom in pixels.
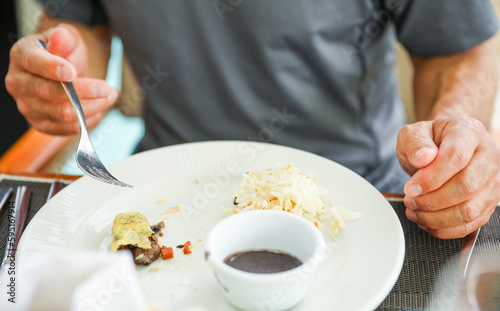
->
0, 188, 13, 214
13, 186, 30, 248
46, 181, 62, 203
35, 39, 89, 139
1, 186, 30, 267
459, 228, 481, 279
61, 81, 90, 138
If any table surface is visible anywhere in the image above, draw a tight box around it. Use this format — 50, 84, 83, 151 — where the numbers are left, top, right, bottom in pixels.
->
0, 174, 499, 310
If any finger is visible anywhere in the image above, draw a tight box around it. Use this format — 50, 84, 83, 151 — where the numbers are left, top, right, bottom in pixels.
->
27, 112, 105, 136
405, 149, 495, 212
17, 97, 73, 124
423, 206, 496, 239
404, 125, 479, 197
405, 173, 499, 229
79, 90, 118, 117
14, 74, 112, 100
12, 35, 77, 81
47, 24, 87, 73
47, 26, 79, 58
397, 121, 438, 175
18, 89, 118, 123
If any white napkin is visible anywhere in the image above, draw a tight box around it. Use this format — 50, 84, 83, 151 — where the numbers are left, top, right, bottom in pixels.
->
0, 251, 148, 311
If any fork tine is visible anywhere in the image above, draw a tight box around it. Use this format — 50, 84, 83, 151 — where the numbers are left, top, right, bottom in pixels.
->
81, 165, 108, 182
100, 172, 133, 187
88, 166, 133, 188
88, 166, 108, 179
79, 164, 132, 188
94, 168, 116, 181
80, 165, 102, 179
91, 166, 116, 181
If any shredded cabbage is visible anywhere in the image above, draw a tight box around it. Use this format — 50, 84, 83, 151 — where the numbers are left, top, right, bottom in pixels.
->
231, 164, 361, 237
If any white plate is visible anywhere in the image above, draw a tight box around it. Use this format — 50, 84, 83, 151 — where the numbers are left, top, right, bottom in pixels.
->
17, 141, 404, 311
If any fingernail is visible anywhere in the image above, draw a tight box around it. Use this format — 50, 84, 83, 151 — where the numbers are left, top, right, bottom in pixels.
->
405, 198, 417, 210
406, 209, 417, 222
57, 66, 74, 81
93, 83, 109, 97
405, 184, 422, 197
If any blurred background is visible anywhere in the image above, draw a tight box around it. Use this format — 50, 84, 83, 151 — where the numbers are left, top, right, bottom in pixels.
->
2, 0, 500, 175
0, 0, 28, 155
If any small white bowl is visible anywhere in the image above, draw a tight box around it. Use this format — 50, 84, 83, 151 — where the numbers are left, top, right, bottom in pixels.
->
204, 210, 326, 311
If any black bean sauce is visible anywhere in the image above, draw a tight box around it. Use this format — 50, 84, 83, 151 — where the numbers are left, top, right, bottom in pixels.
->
224, 250, 302, 273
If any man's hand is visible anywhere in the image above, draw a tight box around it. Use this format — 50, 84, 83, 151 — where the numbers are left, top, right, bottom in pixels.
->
5, 24, 118, 135
397, 116, 500, 239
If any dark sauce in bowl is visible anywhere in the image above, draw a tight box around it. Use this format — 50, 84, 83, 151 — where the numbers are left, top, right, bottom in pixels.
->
224, 250, 303, 273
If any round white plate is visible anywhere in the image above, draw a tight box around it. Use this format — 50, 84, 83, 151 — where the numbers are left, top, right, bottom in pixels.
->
17, 141, 404, 311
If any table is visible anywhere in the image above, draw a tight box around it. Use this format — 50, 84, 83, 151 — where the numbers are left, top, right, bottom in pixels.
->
1, 174, 499, 310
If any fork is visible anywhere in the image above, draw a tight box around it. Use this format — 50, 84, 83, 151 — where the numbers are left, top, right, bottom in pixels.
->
37, 40, 132, 188
459, 228, 481, 279
457, 228, 481, 310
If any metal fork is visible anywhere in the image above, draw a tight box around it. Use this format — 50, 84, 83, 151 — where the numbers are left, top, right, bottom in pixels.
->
37, 39, 132, 188
459, 228, 481, 279
458, 228, 481, 310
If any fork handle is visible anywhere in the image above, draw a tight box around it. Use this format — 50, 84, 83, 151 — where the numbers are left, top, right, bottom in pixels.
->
61, 81, 90, 138
459, 227, 481, 279
36, 40, 90, 139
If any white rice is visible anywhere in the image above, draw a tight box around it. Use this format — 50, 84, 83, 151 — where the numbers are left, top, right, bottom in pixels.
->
230, 164, 361, 237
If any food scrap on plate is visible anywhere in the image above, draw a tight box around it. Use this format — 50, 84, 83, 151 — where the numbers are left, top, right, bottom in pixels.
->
111, 211, 166, 265
111, 211, 194, 266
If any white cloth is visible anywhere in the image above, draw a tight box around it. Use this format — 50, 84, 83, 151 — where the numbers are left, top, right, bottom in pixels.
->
0, 251, 148, 311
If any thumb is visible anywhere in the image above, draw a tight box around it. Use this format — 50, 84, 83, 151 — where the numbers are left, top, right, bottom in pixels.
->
46, 25, 79, 58
397, 121, 439, 174
409, 141, 438, 169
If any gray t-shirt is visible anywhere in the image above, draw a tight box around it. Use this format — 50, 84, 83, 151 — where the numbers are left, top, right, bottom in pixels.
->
37, 0, 498, 192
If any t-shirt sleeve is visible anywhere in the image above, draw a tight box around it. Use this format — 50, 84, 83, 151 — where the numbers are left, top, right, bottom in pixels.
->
388, 0, 499, 56
37, 0, 108, 26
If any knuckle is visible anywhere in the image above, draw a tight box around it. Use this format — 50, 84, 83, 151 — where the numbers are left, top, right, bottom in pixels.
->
414, 196, 435, 211
466, 117, 485, 133
21, 46, 35, 73
58, 104, 74, 122
46, 102, 71, 122
4, 73, 17, 96
400, 124, 411, 135
456, 175, 480, 199
16, 99, 30, 117
458, 201, 480, 223
449, 148, 468, 170
488, 157, 500, 175
35, 79, 50, 99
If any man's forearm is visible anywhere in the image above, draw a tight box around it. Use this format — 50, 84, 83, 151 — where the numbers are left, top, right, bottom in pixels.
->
410, 39, 498, 129
37, 12, 112, 79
